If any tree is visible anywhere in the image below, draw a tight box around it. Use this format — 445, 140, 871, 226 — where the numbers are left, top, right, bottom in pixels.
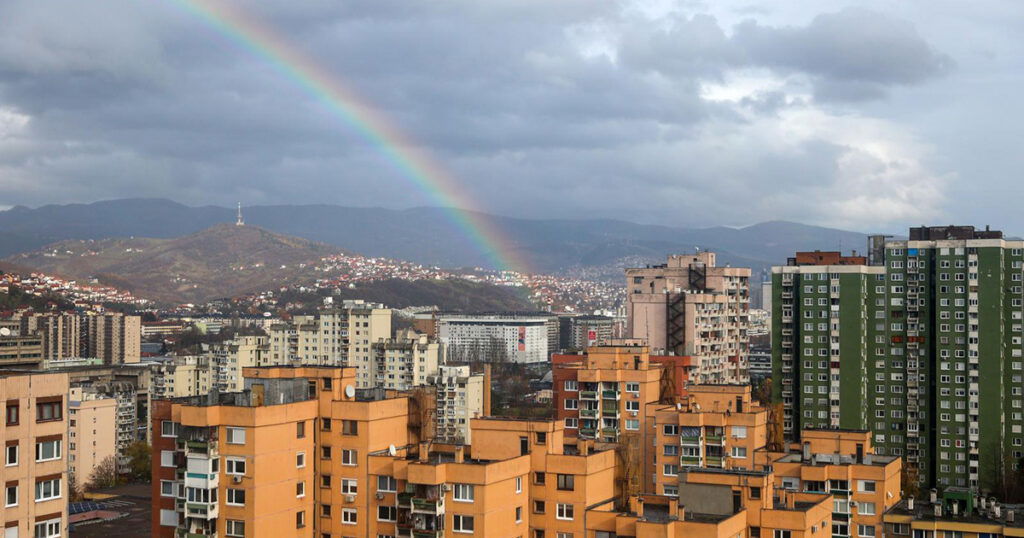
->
67, 472, 84, 502
87, 456, 120, 490
125, 441, 152, 482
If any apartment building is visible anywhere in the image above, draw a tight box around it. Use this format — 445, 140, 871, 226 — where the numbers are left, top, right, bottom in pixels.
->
558, 314, 614, 351
427, 365, 488, 444
0, 334, 43, 369
68, 386, 117, 488
588, 467, 833, 538
760, 430, 902, 538
0, 371, 69, 538
883, 490, 1024, 538
22, 312, 81, 361
772, 225, 1024, 492
267, 301, 391, 375
209, 335, 269, 392
148, 355, 214, 399
651, 385, 769, 496
83, 312, 141, 364
436, 312, 554, 364
627, 252, 752, 384
369, 329, 441, 390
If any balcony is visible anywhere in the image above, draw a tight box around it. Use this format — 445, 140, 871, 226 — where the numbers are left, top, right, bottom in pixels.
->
705, 434, 724, 444
580, 391, 598, 400
680, 455, 701, 466
580, 409, 598, 418
602, 390, 620, 400
411, 497, 444, 514
706, 456, 724, 467
579, 428, 596, 437
185, 502, 218, 520
412, 531, 443, 538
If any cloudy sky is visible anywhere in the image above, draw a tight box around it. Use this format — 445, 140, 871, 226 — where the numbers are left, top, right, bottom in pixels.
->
0, 0, 1020, 232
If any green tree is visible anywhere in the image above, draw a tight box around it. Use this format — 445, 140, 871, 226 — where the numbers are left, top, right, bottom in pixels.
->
125, 441, 152, 482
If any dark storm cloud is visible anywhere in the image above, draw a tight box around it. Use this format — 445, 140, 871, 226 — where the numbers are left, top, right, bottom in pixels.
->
0, 0, 984, 229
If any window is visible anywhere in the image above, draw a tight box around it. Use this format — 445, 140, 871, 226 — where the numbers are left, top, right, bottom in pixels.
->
564, 380, 578, 391
378, 505, 397, 521
296, 421, 306, 438
859, 502, 876, 515
160, 450, 174, 467
859, 525, 876, 537
663, 425, 678, 436
564, 417, 578, 429
731, 426, 747, 438
34, 519, 61, 538
378, 475, 397, 492
34, 478, 60, 501
625, 382, 640, 393
321, 446, 332, 459
5, 444, 17, 466
35, 399, 61, 422
297, 510, 308, 528
454, 483, 474, 501
557, 474, 575, 491
858, 480, 876, 492
731, 446, 748, 459
35, 439, 61, 462
536, 432, 547, 444
750, 486, 761, 499
296, 452, 306, 468
516, 506, 523, 523
227, 489, 246, 505
296, 481, 305, 498
516, 476, 522, 493
341, 479, 358, 495
556, 503, 575, 520
775, 531, 792, 538
160, 480, 175, 497
342, 449, 357, 465
342, 420, 358, 435
161, 421, 179, 437
6, 401, 18, 426
226, 427, 246, 445
564, 399, 578, 410
664, 464, 679, 476
534, 500, 546, 513
226, 520, 245, 537
453, 515, 475, 533
625, 419, 640, 430
534, 472, 545, 485
226, 457, 246, 475
5, 483, 17, 507
160, 509, 178, 527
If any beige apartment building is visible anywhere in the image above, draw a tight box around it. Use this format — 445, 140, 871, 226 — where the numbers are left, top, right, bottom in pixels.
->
369, 329, 441, 390
0, 370, 69, 538
23, 313, 81, 361
84, 312, 141, 364
68, 386, 117, 488
210, 335, 270, 392
149, 356, 214, 399
427, 365, 488, 444
267, 301, 391, 382
626, 252, 751, 384
0, 334, 43, 369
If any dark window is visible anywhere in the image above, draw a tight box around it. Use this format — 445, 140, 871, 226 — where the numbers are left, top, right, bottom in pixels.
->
322, 377, 333, 390
321, 418, 332, 431
750, 486, 761, 499
536, 432, 547, 444
5, 401, 18, 426
321, 446, 332, 459
296, 421, 306, 438
342, 420, 358, 435
556, 474, 575, 491
534, 500, 546, 513
534, 472, 545, 485
35, 399, 61, 423
296, 510, 305, 528
321, 475, 331, 488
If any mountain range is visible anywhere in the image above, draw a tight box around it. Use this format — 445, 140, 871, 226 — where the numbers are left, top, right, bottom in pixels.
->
0, 199, 875, 276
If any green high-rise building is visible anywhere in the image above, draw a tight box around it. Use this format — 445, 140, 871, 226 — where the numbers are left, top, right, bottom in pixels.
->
773, 226, 1024, 494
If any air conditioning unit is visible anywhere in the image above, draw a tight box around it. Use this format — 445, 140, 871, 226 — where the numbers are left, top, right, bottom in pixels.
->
345, 494, 356, 503
375, 492, 385, 500
232, 476, 243, 484
630, 411, 638, 417
441, 484, 451, 492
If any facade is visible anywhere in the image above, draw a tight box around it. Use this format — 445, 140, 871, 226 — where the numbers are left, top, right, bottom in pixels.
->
427, 365, 488, 444
267, 301, 392, 379
0, 371, 69, 538
23, 312, 81, 361
748, 345, 772, 380
210, 335, 269, 392
773, 227, 1024, 492
436, 312, 553, 364
627, 252, 752, 384
148, 356, 215, 399
884, 492, 1024, 538
0, 334, 43, 369
68, 386, 117, 488
83, 312, 141, 364
558, 314, 615, 351
369, 329, 442, 390
53, 363, 153, 447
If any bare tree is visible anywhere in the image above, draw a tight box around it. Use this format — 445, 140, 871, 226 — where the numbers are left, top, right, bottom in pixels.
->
87, 456, 120, 491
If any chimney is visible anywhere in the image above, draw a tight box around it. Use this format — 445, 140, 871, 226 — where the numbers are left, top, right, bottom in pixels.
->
856, 443, 864, 464
454, 445, 465, 464
418, 441, 430, 462
930, 489, 938, 504
934, 504, 942, 518
995, 503, 1002, 519
907, 498, 914, 510
676, 500, 686, 521
802, 442, 811, 462
1008, 510, 1015, 523
952, 502, 959, 516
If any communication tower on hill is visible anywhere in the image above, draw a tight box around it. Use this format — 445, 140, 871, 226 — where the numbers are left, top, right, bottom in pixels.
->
235, 202, 244, 226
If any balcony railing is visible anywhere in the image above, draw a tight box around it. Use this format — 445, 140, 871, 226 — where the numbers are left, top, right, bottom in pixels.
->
580, 391, 598, 400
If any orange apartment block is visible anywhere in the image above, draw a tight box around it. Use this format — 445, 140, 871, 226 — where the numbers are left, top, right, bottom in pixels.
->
651, 385, 769, 495
0, 370, 69, 538
756, 430, 902, 538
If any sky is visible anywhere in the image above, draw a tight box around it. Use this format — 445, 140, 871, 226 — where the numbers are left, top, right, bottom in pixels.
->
0, 0, 1020, 233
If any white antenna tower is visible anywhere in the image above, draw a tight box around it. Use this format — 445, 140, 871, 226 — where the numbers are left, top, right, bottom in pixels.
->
236, 202, 245, 226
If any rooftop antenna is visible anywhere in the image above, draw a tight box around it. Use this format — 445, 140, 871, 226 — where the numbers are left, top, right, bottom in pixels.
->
236, 202, 245, 226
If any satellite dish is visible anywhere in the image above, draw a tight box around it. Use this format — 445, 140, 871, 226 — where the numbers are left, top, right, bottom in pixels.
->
388, 444, 397, 457
344, 385, 355, 398
0, 328, 10, 337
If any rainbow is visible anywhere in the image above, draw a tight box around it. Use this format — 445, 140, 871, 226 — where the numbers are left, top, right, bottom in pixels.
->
173, 0, 527, 274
